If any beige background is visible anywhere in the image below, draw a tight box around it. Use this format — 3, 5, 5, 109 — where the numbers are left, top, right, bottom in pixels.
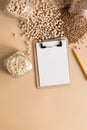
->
0, 1, 87, 130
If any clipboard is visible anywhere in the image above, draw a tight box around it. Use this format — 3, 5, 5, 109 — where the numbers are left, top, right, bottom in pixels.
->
34, 37, 70, 88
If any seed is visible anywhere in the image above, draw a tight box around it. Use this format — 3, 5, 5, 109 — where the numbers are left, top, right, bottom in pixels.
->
12, 33, 17, 37
61, 7, 87, 44
8, 0, 87, 54
18, 2, 64, 43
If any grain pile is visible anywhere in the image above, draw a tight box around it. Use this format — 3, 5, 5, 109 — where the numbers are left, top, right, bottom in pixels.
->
18, 2, 64, 42
61, 7, 87, 43
16, 1, 87, 46
5, 0, 87, 45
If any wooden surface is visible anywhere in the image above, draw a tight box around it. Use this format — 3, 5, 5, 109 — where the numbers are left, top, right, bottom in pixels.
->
0, 8, 87, 130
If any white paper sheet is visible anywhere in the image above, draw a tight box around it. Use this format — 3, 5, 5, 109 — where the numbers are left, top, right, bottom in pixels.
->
36, 39, 70, 87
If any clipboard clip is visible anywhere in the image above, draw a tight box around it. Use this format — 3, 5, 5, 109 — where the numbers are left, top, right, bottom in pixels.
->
40, 41, 62, 49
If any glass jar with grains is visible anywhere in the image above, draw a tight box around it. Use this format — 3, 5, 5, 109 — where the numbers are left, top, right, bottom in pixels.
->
4, 0, 34, 19
69, 0, 87, 17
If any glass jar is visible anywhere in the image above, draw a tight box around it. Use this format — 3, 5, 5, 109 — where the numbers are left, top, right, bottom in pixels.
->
4, 51, 32, 78
4, 0, 34, 19
69, 0, 87, 17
